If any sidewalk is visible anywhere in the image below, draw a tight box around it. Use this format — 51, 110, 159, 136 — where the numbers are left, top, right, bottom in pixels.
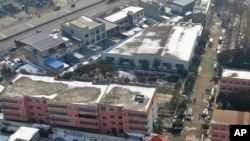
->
0, 0, 103, 40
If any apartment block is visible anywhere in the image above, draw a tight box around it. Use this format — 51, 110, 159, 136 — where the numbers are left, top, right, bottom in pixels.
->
61, 16, 106, 47
220, 69, 250, 93
0, 74, 158, 135
211, 109, 250, 141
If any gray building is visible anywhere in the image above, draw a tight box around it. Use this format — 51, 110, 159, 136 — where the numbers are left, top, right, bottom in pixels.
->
22, 32, 82, 74
170, 0, 195, 14
61, 16, 106, 47
192, 0, 211, 25
139, 0, 165, 22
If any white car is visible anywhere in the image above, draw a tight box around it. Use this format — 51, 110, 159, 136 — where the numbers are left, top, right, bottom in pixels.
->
51, 29, 60, 34
202, 108, 209, 117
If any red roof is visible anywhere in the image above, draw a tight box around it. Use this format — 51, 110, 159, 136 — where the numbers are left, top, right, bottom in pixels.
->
150, 135, 168, 141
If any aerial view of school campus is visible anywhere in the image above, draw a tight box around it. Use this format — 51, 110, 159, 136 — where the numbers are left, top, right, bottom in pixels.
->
0, 0, 249, 141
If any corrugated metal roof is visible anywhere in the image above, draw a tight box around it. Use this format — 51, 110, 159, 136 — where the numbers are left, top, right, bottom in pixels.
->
20, 32, 67, 52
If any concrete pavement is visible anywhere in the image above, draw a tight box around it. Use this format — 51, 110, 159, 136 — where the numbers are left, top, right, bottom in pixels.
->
0, 0, 103, 41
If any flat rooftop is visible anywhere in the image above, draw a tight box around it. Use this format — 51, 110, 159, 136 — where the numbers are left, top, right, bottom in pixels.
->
171, 0, 195, 6
106, 23, 202, 61
9, 127, 39, 141
95, 18, 118, 31
2, 75, 156, 110
211, 109, 250, 125
104, 6, 143, 23
99, 84, 156, 111
64, 16, 102, 29
222, 68, 250, 80
20, 32, 68, 52
193, 0, 211, 14
2, 74, 107, 105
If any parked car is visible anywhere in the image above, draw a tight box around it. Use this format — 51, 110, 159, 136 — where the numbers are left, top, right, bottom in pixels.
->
54, 6, 61, 11
51, 29, 60, 34
185, 108, 193, 121
202, 108, 209, 117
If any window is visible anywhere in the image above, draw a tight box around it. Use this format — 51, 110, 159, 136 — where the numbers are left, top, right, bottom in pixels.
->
222, 80, 226, 83
71, 30, 74, 34
48, 104, 66, 109
119, 122, 123, 125
97, 35, 100, 41
103, 117, 107, 120
37, 107, 41, 110
38, 113, 43, 116
118, 116, 122, 119
111, 121, 115, 125
229, 81, 233, 84
96, 29, 100, 34
221, 128, 226, 131
213, 127, 218, 130
101, 107, 106, 111
85, 34, 89, 38
235, 82, 239, 85
43, 100, 47, 104
110, 108, 114, 111
35, 99, 40, 103
242, 82, 246, 85
129, 126, 147, 131
228, 88, 233, 91
110, 115, 115, 118
221, 135, 225, 138
118, 108, 122, 112
80, 121, 98, 126
50, 118, 69, 122
128, 113, 147, 118
2, 106, 20, 110
213, 134, 218, 137
128, 120, 147, 125
103, 123, 107, 126
31, 112, 35, 115
29, 106, 33, 109
28, 99, 32, 102
78, 107, 96, 113
221, 87, 226, 90
49, 111, 68, 116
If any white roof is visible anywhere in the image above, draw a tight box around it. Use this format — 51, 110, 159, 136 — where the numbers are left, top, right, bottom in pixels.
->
106, 23, 202, 61
9, 127, 39, 141
104, 6, 143, 23
222, 68, 250, 80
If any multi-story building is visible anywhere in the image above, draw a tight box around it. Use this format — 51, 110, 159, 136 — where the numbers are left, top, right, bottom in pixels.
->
0, 0, 13, 11
211, 109, 250, 141
21, 32, 82, 74
104, 6, 144, 31
139, 0, 165, 22
102, 22, 203, 72
220, 68, 250, 93
192, 0, 211, 25
170, 0, 195, 15
61, 16, 106, 47
0, 74, 158, 135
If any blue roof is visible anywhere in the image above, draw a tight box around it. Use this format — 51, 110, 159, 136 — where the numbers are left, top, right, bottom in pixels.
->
0, 135, 9, 141
44, 58, 64, 70
172, 0, 195, 6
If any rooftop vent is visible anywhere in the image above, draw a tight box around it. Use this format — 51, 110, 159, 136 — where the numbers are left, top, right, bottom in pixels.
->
134, 94, 144, 103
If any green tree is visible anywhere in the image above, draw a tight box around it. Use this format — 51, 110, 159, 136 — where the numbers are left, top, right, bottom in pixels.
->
153, 118, 164, 134
170, 91, 182, 106
217, 50, 233, 66
175, 79, 182, 90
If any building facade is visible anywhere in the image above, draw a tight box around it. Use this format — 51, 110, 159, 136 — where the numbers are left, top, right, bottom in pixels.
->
220, 69, 250, 93
139, 0, 165, 22
104, 6, 145, 31
21, 32, 82, 74
0, 74, 158, 135
102, 22, 203, 72
61, 16, 106, 47
211, 109, 250, 141
192, 0, 211, 25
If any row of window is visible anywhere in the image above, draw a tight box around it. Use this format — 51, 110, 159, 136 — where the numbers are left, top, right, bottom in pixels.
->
213, 127, 228, 131
102, 115, 122, 119
78, 107, 96, 113
1, 99, 18, 103
221, 87, 245, 92
2, 106, 19, 110
212, 134, 229, 139
128, 120, 147, 125
79, 121, 98, 126
5, 113, 21, 117
100, 107, 122, 112
221, 80, 250, 86
49, 111, 68, 116
28, 98, 47, 104
128, 113, 147, 118
50, 118, 69, 122
48, 104, 67, 109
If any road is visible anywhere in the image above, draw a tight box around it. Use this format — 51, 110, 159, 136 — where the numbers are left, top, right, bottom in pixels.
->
0, 0, 131, 56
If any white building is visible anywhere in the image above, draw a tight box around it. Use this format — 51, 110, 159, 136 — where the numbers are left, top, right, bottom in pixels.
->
9, 126, 40, 141
192, 0, 211, 25
61, 16, 106, 47
102, 22, 203, 72
104, 6, 144, 31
